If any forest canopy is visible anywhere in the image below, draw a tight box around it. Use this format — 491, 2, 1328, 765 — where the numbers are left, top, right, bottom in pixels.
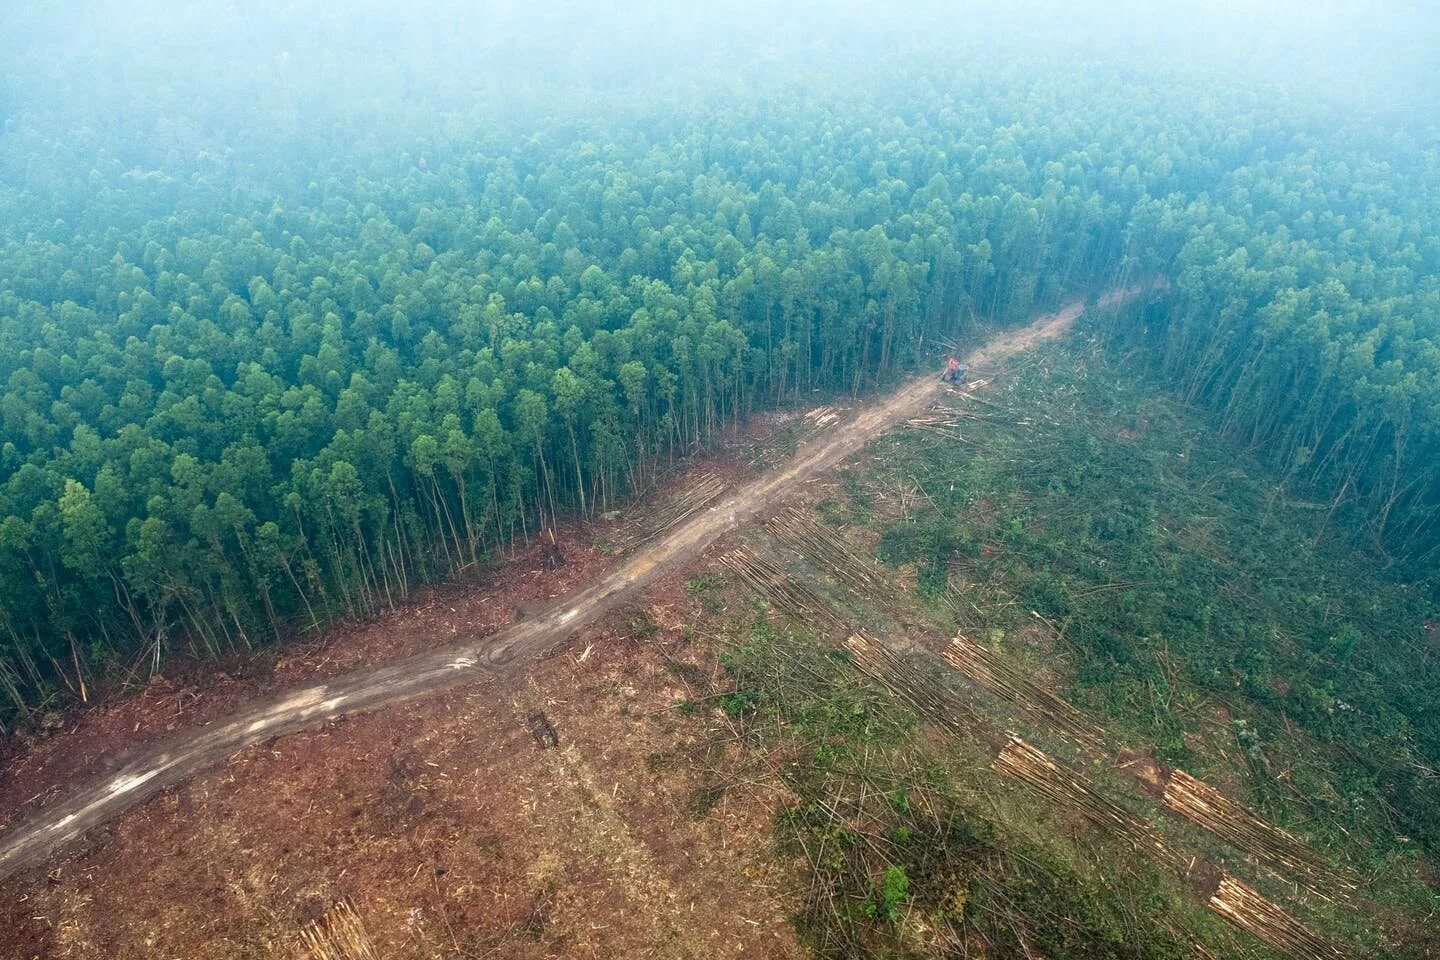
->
0, 0, 1437, 725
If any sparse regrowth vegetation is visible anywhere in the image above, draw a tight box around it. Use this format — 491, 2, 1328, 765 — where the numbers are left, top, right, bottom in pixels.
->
822, 339, 1439, 953
713, 623, 1247, 959
688, 333, 1440, 955
854, 340, 1440, 857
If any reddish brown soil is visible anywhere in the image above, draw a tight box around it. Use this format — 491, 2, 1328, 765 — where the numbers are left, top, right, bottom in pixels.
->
0, 293, 1139, 958
1115, 747, 1169, 798
0, 397, 807, 845
1, 601, 803, 960
0, 527, 608, 838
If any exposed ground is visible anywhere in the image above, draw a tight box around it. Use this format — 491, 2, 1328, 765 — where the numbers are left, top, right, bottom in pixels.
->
3, 595, 806, 958
0, 290, 1157, 955
0, 289, 1138, 886
0, 531, 611, 840
5, 284, 1433, 959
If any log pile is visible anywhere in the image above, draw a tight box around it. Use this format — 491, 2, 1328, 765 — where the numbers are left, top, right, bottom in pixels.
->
299, 899, 380, 960
766, 508, 893, 601
1164, 770, 1355, 897
993, 736, 1181, 872
1207, 875, 1345, 960
941, 635, 1106, 753
802, 404, 844, 431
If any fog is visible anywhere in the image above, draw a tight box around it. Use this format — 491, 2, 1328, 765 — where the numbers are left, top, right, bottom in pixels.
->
5, 0, 1435, 140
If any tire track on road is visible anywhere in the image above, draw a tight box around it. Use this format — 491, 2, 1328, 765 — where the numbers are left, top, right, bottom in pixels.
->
0, 287, 1141, 880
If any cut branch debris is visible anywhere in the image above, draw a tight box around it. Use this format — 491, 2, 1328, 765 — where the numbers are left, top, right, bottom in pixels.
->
993, 736, 1182, 872
749, 405, 847, 468
1164, 769, 1357, 897
718, 547, 848, 634
766, 507, 894, 601
299, 899, 380, 960
844, 632, 981, 739
941, 634, 1107, 754
722, 546, 1353, 960
1207, 875, 1345, 960
946, 635, 1355, 901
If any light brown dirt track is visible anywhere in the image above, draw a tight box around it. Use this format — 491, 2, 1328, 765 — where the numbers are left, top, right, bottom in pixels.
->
0, 287, 1141, 882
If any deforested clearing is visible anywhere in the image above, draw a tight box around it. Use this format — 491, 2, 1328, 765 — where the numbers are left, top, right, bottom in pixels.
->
2, 2, 1438, 958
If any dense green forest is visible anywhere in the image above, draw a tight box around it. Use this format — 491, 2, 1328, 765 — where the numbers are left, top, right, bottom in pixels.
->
2, 3, 1438, 731
1108, 154, 1440, 564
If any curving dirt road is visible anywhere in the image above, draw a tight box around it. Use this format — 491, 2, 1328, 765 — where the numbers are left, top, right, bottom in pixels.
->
0, 287, 1141, 881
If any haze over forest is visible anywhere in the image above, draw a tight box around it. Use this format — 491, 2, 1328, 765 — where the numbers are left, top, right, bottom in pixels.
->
4, 1, 1440, 957
6, 2, 1437, 124
1, 0, 1436, 681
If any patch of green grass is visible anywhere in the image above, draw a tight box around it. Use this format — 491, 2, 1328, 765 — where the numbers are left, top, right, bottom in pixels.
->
686, 572, 728, 612
718, 688, 759, 718
876, 517, 979, 599
625, 608, 660, 640
861, 865, 910, 922
839, 473, 875, 525
686, 573, 724, 596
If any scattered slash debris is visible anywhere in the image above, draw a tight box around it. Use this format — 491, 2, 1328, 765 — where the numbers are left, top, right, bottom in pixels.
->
1208, 875, 1345, 960
525, 709, 560, 750
611, 471, 727, 552
940, 634, 1107, 754
299, 899, 381, 960
843, 633, 981, 740
749, 405, 847, 468
803, 405, 844, 430
765, 508, 894, 601
992, 736, 1181, 872
1163, 769, 1356, 898
942, 630, 1353, 892
993, 739, 1344, 960
717, 548, 848, 634
943, 634, 1353, 900
724, 533, 1348, 960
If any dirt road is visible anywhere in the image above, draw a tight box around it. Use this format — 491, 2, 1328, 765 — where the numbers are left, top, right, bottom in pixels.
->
0, 288, 1139, 881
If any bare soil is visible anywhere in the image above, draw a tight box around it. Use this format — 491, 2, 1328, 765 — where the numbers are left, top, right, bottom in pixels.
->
0, 290, 1144, 957
2, 606, 803, 959
0, 529, 609, 838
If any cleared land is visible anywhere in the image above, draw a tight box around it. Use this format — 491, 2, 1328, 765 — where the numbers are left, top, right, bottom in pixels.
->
725, 335, 1439, 958
0, 289, 1139, 885
5, 286, 1436, 959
